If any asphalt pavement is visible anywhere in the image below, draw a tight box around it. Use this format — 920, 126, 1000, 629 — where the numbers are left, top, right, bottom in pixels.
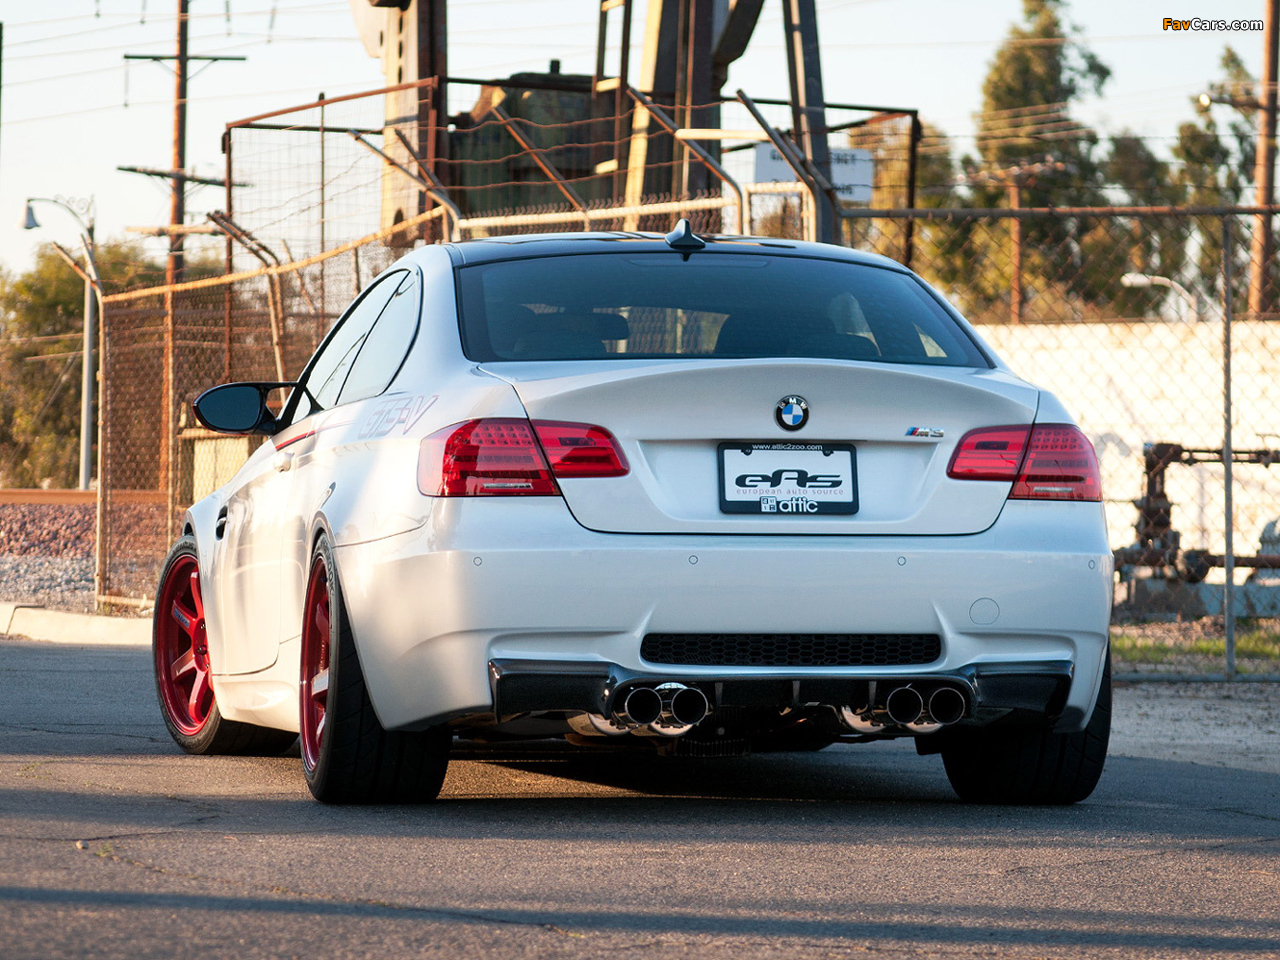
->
2, 636, 1279, 960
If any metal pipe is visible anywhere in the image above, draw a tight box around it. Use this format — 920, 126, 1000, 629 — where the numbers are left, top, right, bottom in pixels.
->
566, 712, 629, 737
487, 104, 592, 230
657, 683, 709, 727
22, 197, 100, 491
616, 686, 662, 726
352, 130, 462, 242
624, 84, 745, 234
1223, 215, 1236, 679
927, 687, 966, 725
903, 110, 920, 268
884, 686, 925, 726
735, 88, 844, 243
391, 128, 463, 242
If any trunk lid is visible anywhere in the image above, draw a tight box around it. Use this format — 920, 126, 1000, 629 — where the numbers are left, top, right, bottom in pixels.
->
481, 359, 1040, 535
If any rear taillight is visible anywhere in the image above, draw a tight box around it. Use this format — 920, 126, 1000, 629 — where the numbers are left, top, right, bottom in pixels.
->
418, 418, 628, 497
1010, 424, 1101, 501
947, 426, 1031, 481
948, 424, 1101, 501
532, 421, 629, 478
419, 419, 558, 496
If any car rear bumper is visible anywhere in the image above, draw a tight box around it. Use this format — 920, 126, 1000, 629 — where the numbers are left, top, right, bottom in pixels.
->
333, 497, 1112, 733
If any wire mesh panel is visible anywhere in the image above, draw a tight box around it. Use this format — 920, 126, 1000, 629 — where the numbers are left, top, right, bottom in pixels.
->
847, 207, 1280, 674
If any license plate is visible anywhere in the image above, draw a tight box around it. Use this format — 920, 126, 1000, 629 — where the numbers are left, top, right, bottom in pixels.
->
718, 442, 858, 515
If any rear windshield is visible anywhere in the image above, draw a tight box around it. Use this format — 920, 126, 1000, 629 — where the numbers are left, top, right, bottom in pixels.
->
457, 252, 990, 367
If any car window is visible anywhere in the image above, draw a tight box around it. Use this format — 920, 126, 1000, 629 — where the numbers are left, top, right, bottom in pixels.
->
337, 270, 422, 406
457, 253, 990, 368
288, 270, 406, 422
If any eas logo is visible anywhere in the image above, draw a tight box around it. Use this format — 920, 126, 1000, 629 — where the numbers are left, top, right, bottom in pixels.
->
735, 468, 842, 489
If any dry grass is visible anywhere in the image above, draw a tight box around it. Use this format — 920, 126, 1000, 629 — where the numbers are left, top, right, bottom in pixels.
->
1111, 618, 1280, 673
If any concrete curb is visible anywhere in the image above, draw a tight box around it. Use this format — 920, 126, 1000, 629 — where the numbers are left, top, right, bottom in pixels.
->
0, 602, 150, 647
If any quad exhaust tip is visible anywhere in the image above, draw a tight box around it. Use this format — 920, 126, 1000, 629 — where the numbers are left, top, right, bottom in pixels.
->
927, 686, 967, 725
658, 682, 710, 727
839, 682, 970, 734
619, 686, 663, 727
613, 682, 711, 735
884, 686, 925, 726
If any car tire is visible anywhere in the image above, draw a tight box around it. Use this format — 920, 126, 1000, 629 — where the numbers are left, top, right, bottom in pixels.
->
153, 535, 297, 756
299, 536, 451, 804
941, 654, 1111, 805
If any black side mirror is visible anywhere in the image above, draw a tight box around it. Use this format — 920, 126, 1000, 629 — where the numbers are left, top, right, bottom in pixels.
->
193, 382, 295, 435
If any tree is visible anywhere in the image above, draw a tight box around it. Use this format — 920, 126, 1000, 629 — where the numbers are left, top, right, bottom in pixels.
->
845, 118, 956, 263
1170, 47, 1258, 303
0, 243, 171, 488
975, 0, 1110, 204
960, 0, 1113, 321
1102, 133, 1190, 318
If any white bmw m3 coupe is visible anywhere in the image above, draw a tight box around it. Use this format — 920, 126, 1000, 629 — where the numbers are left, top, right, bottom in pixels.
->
153, 222, 1112, 805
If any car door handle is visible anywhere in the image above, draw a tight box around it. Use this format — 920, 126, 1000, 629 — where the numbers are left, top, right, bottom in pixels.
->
273, 451, 295, 472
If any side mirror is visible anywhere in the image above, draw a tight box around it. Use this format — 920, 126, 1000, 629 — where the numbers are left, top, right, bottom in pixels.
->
193, 382, 295, 435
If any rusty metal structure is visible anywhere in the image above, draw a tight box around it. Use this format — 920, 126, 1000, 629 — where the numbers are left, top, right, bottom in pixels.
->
341, 0, 859, 242
1115, 442, 1280, 583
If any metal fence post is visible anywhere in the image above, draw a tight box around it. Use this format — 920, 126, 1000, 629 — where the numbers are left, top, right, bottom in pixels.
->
1223, 215, 1237, 679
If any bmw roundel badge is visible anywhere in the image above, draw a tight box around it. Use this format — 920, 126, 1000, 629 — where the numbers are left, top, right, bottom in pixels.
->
775, 395, 809, 431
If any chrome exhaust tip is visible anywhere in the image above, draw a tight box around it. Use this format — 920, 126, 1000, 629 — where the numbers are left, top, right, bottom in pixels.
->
927, 686, 967, 725
884, 686, 925, 726
658, 682, 710, 728
617, 686, 663, 727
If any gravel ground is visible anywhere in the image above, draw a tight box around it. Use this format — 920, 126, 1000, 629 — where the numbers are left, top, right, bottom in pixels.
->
0, 556, 95, 613
1111, 680, 1280, 774
0, 504, 95, 613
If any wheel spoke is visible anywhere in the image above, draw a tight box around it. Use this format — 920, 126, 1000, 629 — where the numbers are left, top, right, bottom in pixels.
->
171, 599, 199, 641
188, 569, 205, 622
170, 648, 197, 681
312, 598, 329, 641
188, 666, 211, 720
314, 712, 325, 745
311, 667, 329, 703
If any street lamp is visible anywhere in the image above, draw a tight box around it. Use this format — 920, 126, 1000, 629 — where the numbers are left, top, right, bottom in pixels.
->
1120, 272, 1203, 323
21, 196, 102, 491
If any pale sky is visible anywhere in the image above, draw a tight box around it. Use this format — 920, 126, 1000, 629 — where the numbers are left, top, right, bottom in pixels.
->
0, 0, 1267, 274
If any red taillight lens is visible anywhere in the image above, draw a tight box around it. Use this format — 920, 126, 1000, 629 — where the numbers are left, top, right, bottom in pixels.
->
1010, 424, 1102, 502
948, 423, 1101, 501
532, 421, 629, 478
947, 426, 1032, 481
418, 418, 629, 496
418, 419, 559, 496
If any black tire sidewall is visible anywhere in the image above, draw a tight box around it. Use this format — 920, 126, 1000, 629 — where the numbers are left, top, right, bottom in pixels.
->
302, 536, 347, 796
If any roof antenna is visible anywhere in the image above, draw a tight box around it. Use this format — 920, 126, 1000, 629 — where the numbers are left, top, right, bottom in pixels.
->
664, 218, 705, 254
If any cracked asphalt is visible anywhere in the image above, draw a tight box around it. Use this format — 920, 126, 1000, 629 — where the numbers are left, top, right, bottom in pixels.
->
2, 637, 1279, 960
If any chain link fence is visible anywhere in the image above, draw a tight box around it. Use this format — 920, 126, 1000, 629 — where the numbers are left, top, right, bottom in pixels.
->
96, 80, 1280, 676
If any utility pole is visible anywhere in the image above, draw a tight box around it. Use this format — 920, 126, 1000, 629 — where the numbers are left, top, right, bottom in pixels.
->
170, 0, 189, 286
1249, 0, 1279, 320
1008, 179, 1024, 326
123, 0, 243, 285
964, 157, 1064, 325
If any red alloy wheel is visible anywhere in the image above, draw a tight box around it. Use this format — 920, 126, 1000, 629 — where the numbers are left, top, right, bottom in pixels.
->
154, 555, 214, 735
300, 560, 332, 772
